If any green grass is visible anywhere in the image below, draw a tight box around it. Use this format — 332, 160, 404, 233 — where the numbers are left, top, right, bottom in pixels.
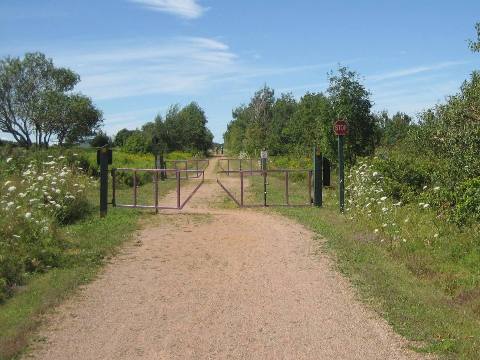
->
0, 206, 145, 360
0, 146, 208, 359
244, 172, 480, 359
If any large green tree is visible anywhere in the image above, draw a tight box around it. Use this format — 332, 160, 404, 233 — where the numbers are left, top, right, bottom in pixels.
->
327, 66, 376, 162
0, 52, 102, 147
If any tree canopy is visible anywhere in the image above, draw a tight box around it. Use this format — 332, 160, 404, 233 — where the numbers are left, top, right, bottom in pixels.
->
114, 102, 213, 155
223, 67, 377, 162
0, 52, 102, 147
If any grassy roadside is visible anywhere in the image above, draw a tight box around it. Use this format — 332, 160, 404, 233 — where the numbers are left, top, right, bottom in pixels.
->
246, 172, 480, 359
0, 206, 147, 360
0, 154, 201, 359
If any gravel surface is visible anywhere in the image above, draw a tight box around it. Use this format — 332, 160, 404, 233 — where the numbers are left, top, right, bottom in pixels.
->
26, 157, 425, 360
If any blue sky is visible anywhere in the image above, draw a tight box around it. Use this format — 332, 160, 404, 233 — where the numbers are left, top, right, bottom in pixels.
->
1, 0, 479, 142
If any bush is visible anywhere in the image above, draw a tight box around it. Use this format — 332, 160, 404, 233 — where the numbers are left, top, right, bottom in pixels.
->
0, 152, 94, 301
454, 177, 480, 225
90, 131, 111, 147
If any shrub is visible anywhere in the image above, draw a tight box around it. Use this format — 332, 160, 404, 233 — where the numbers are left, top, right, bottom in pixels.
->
0, 152, 94, 301
454, 177, 480, 225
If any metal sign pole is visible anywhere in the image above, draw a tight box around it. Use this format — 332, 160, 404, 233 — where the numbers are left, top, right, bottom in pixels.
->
338, 135, 345, 212
334, 119, 348, 213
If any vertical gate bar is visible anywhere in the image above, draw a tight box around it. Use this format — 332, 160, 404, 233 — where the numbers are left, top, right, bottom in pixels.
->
196, 160, 199, 177
250, 159, 253, 175
111, 168, 116, 207
263, 168, 267, 207
285, 171, 289, 205
176, 170, 181, 209
133, 170, 137, 208
239, 159, 242, 172
240, 170, 244, 207
154, 171, 159, 214
227, 159, 230, 176
308, 170, 312, 204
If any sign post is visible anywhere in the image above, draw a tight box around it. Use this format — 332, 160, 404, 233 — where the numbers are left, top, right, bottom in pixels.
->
261, 150, 268, 207
97, 146, 112, 217
334, 119, 348, 213
313, 146, 322, 207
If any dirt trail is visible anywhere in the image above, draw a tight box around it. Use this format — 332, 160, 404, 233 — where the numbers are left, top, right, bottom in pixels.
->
26, 157, 425, 360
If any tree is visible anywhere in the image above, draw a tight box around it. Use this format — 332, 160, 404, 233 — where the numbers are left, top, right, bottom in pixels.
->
0, 52, 101, 147
40, 93, 102, 145
90, 131, 111, 147
382, 112, 412, 146
0, 53, 78, 147
114, 128, 135, 148
327, 66, 376, 163
469, 22, 480, 53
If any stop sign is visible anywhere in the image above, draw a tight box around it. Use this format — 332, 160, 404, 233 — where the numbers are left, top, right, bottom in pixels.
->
334, 119, 348, 136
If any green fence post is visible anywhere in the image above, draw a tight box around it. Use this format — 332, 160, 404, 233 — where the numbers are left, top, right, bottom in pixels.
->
313, 147, 322, 207
98, 146, 110, 217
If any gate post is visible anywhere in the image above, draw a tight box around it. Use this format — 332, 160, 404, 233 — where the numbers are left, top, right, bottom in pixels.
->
133, 170, 137, 208
176, 170, 181, 209
154, 171, 159, 214
111, 168, 116, 208
285, 171, 289, 205
261, 151, 268, 207
313, 147, 323, 207
240, 170, 244, 207
97, 146, 111, 217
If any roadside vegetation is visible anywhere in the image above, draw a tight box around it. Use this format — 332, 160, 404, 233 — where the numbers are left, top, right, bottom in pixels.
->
224, 24, 480, 359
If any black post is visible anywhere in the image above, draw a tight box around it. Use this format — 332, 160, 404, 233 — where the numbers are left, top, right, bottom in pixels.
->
313, 147, 322, 207
99, 147, 109, 217
160, 152, 166, 180
322, 157, 331, 186
261, 157, 267, 207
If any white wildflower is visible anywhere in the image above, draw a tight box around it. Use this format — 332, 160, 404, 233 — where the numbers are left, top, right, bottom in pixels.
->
380, 196, 387, 201
6, 157, 13, 163
7, 186, 16, 192
423, 203, 430, 209
433, 186, 440, 191
25, 212, 32, 219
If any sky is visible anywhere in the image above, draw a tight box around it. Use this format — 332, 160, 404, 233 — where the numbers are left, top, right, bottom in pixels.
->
1, 0, 480, 142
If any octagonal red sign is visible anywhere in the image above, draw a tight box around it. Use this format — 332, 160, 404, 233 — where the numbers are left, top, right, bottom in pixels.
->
333, 119, 348, 136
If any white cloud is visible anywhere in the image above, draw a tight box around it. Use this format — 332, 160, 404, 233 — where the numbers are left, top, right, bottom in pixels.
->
51, 37, 238, 100
368, 60, 468, 82
129, 0, 206, 19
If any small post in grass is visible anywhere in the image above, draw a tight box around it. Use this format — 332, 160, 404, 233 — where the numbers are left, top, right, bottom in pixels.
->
97, 146, 112, 217
313, 146, 322, 207
334, 119, 348, 213
261, 149, 268, 207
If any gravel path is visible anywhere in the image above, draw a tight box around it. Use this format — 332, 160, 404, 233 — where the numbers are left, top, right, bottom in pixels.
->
26, 157, 424, 360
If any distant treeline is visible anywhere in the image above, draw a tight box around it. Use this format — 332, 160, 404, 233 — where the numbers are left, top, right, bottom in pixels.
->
112, 102, 213, 155
224, 67, 394, 163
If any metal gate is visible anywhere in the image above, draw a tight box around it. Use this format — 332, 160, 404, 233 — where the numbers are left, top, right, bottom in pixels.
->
217, 169, 313, 207
164, 159, 209, 179
111, 168, 204, 213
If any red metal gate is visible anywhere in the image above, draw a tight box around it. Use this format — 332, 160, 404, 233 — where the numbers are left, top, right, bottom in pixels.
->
217, 169, 312, 207
111, 168, 204, 213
